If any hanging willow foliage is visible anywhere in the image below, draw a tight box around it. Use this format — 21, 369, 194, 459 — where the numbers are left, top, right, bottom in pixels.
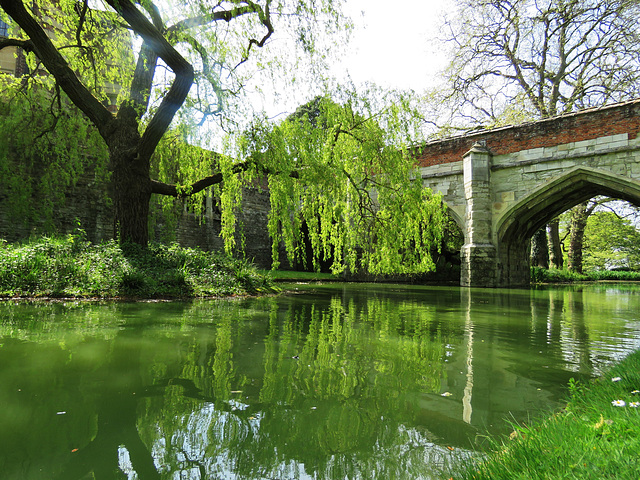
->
0, 0, 352, 245
224, 91, 446, 275
0, 76, 109, 232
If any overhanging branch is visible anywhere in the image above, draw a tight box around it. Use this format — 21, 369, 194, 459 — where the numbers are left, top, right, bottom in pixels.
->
0, 0, 113, 134
0, 37, 35, 53
150, 159, 300, 198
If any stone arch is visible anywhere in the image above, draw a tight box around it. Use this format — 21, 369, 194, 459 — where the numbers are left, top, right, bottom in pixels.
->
495, 166, 640, 286
443, 202, 464, 233
441, 204, 464, 281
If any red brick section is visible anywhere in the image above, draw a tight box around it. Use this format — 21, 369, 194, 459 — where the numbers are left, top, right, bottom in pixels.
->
414, 100, 640, 167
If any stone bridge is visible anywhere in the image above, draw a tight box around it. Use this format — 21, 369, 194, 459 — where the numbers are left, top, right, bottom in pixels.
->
416, 99, 640, 287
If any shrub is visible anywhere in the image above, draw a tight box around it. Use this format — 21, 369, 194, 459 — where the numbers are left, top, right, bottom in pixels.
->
531, 266, 640, 284
0, 235, 277, 298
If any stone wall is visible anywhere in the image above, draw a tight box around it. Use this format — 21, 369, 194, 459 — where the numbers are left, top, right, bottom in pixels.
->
415, 99, 640, 167
152, 185, 274, 268
0, 171, 277, 269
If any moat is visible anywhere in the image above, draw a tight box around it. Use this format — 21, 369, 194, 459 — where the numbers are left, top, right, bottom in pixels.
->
2, 283, 640, 479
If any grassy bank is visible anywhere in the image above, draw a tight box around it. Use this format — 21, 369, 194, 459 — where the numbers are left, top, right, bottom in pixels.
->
532, 266, 640, 283
0, 234, 277, 299
449, 350, 640, 479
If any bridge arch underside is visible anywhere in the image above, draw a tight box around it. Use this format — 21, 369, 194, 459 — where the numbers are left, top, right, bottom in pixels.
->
496, 167, 640, 287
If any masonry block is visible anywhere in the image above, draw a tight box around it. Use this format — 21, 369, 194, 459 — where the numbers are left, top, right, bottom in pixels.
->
460, 243, 497, 287
415, 99, 640, 287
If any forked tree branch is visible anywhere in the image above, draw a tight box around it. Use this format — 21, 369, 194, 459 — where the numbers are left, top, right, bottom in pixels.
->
0, 0, 115, 136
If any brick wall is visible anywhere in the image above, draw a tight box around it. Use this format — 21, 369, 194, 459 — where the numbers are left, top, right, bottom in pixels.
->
415, 99, 640, 167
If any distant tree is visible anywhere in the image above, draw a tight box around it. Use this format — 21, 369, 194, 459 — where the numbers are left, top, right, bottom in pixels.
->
530, 228, 549, 268
436, 0, 640, 267
565, 197, 625, 273
567, 201, 591, 273
583, 210, 640, 271
439, 0, 640, 124
547, 219, 563, 269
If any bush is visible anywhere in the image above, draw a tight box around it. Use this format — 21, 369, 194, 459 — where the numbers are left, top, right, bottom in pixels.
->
0, 235, 277, 298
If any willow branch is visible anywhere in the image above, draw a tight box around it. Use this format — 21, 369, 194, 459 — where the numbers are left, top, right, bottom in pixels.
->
150, 159, 300, 198
0, 0, 113, 135
105, 0, 194, 163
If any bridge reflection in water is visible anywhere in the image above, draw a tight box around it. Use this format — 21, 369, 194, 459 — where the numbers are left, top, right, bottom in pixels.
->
1, 283, 639, 479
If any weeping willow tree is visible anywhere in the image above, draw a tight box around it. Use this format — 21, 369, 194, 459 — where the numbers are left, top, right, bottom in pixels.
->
225, 92, 446, 275
0, 1, 445, 275
0, 0, 349, 245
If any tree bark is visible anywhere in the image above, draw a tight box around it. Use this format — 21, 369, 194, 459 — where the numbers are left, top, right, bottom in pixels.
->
547, 219, 563, 269
1, 0, 195, 246
0, 0, 279, 247
106, 106, 152, 244
568, 202, 589, 273
530, 227, 549, 268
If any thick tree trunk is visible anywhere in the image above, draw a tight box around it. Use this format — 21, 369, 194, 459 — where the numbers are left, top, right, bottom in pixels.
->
108, 108, 152, 246
530, 228, 549, 268
568, 202, 589, 273
547, 219, 563, 269
112, 167, 152, 245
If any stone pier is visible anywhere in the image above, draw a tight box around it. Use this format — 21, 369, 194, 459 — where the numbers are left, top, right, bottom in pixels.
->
460, 142, 497, 287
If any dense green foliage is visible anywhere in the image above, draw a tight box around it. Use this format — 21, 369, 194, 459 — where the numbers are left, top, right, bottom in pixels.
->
531, 267, 640, 284
0, 234, 275, 298
229, 93, 446, 275
583, 211, 640, 271
0, 0, 352, 246
0, 77, 108, 232
531, 207, 640, 282
450, 350, 640, 479
0, 2, 448, 277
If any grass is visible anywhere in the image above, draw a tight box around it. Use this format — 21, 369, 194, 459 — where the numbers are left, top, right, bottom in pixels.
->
0, 234, 277, 299
531, 267, 640, 284
448, 350, 640, 479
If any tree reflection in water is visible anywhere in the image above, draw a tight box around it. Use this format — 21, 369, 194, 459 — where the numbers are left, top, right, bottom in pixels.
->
2, 284, 640, 479
136, 296, 454, 479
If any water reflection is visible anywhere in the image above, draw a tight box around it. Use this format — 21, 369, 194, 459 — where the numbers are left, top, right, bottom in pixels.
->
1, 284, 640, 479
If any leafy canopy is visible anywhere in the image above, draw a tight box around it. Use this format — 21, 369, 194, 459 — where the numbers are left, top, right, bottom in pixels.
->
0, 76, 109, 232
224, 89, 446, 274
0, 0, 351, 241
583, 210, 640, 271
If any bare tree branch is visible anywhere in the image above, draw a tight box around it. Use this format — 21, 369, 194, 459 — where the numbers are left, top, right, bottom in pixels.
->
441, 0, 640, 124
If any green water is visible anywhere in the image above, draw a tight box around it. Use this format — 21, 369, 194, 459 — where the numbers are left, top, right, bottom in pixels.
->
1, 283, 640, 479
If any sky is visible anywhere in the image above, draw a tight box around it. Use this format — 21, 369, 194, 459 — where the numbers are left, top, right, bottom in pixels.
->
250, 0, 454, 119
334, 0, 452, 92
